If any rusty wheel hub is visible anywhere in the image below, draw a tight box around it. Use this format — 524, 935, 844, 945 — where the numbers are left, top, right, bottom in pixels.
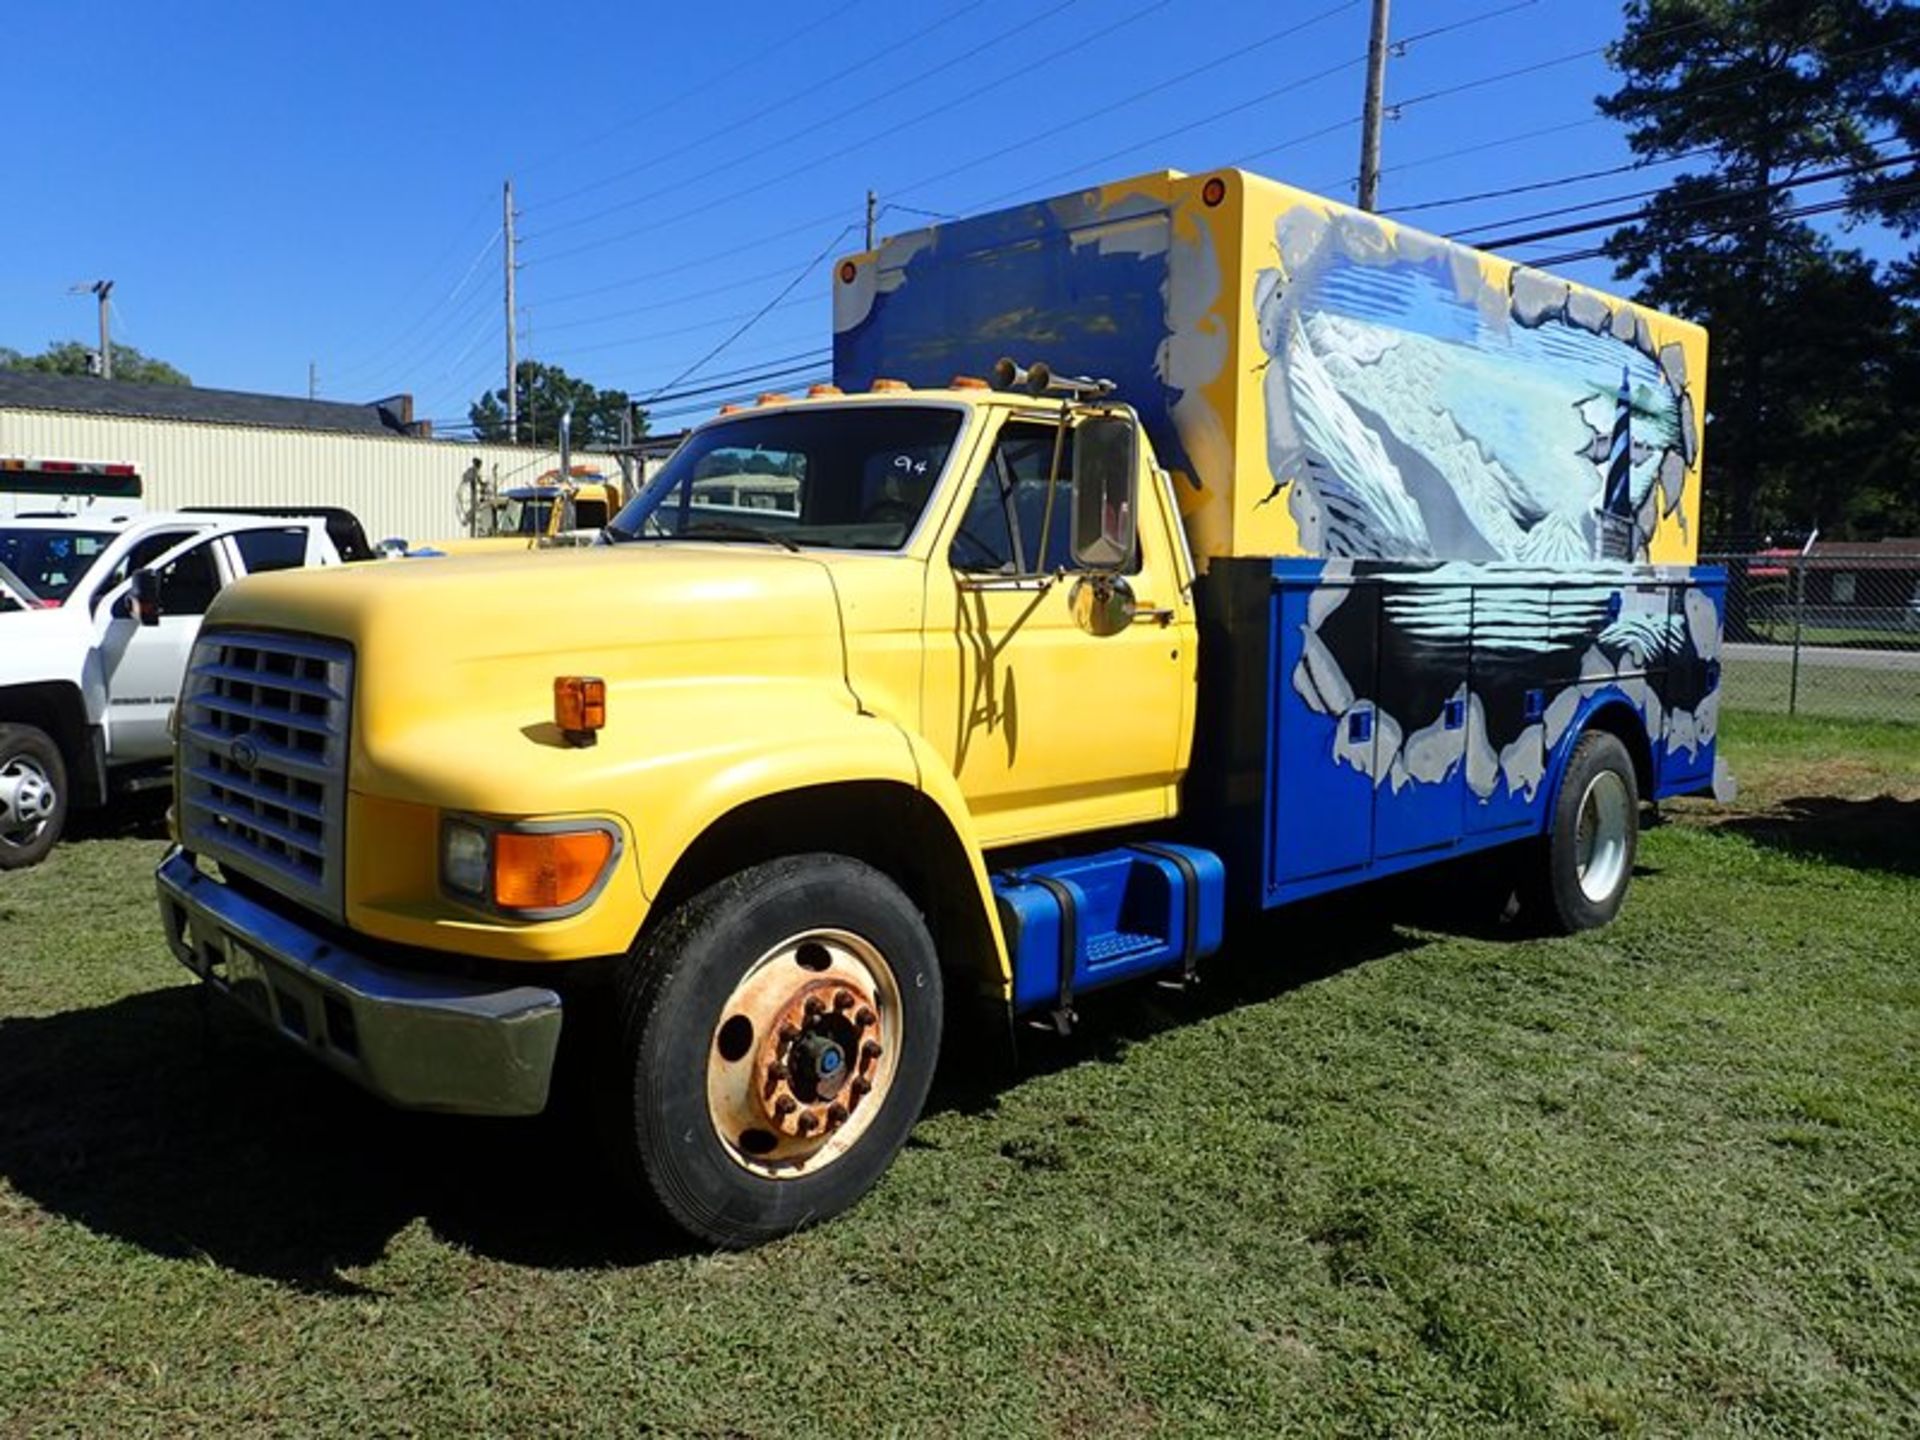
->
705, 929, 901, 1178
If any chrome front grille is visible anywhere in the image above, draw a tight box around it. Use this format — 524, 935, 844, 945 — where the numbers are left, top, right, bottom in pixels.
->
178, 631, 352, 920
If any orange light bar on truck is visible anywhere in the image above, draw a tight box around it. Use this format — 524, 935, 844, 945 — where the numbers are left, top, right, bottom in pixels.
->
492, 828, 616, 912
554, 675, 606, 746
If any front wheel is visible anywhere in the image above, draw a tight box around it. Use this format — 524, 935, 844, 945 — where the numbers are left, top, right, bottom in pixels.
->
612, 854, 943, 1248
0, 724, 68, 871
1526, 730, 1640, 934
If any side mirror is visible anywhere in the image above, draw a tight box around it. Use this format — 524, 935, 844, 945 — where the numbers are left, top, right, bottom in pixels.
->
1070, 415, 1138, 571
129, 568, 163, 626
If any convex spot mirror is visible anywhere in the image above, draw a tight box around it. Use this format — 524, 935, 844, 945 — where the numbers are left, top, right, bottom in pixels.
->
1070, 414, 1138, 572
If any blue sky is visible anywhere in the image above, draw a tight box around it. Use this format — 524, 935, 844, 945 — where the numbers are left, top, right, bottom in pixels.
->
1, 0, 1781, 430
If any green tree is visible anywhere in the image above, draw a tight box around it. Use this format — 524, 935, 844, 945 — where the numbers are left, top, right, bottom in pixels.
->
468, 361, 648, 447
1599, 0, 1919, 543
0, 339, 191, 385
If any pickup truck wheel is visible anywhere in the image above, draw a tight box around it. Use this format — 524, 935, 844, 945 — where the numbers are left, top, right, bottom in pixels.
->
1526, 730, 1639, 935
0, 724, 67, 870
613, 854, 943, 1248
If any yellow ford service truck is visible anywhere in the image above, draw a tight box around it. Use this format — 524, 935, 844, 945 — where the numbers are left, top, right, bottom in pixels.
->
156, 169, 1725, 1246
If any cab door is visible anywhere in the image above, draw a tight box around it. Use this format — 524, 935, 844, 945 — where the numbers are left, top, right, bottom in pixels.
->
923, 412, 1196, 848
95, 531, 236, 761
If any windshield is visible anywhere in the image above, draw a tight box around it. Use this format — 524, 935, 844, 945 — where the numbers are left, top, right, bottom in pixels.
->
499, 494, 556, 536
607, 405, 964, 551
0, 527, 113, 605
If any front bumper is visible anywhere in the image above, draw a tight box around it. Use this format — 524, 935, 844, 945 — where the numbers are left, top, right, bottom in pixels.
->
156, 846, 563, 1116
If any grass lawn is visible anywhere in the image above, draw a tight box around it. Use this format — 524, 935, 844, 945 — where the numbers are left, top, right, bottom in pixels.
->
1, 712, 1916, 1435
1720, 654, 1920, 725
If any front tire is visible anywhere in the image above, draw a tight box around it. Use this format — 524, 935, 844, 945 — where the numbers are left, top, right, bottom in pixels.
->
0, 724, 68, 871
612, 854, 943, 1248
1527, 730, 1639, 934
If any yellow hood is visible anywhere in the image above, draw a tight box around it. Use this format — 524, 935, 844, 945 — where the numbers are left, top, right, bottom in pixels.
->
206, 544, 856, 808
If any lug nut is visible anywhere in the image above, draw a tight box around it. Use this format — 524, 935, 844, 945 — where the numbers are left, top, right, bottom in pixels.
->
804, 996, 825, 1017
832, 990, 855, 1010
852, 1076, 872, 1096
774, 1095, 796, 1117
796, 1112, 818, 1134
827, 1103, 849, 1126
779, 1024, 801, 1043
861, 1039, 882, 1061
767, 1061, 789, 1081
854, 1007, 876, 1028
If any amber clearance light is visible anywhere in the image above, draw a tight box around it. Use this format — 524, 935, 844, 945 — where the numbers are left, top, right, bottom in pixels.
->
554, 675, 605, 746
492, 829, 616, 912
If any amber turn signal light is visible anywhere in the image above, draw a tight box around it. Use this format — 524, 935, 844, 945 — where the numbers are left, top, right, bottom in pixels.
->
492, 829, 615, 912
554, 676, 606, 746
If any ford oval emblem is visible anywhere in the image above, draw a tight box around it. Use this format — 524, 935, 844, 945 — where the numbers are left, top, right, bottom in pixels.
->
229, 737, 259, 771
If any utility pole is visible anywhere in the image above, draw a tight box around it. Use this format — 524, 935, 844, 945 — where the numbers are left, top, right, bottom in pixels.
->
308, 361, 318, 400
91, 280, 115, 379
865, 189, 877, 251
504, 179, 519, 440
1357, 0, 1392, 212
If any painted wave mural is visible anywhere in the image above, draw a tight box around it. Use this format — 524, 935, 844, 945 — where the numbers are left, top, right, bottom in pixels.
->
1255, 208, 1698, 566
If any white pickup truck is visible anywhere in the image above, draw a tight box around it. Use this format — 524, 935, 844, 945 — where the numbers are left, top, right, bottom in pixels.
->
0, 510, 349, 868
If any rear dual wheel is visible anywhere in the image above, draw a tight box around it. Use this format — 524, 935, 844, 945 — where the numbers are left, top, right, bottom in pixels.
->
1528, 730, 1640, 934
611, 854, 942, 1248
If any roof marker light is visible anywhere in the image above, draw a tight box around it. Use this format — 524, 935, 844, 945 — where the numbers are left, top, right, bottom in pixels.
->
807, 383, 843, 397
870, 378, 910, 393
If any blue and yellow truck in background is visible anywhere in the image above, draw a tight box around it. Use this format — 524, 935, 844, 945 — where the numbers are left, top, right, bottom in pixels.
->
155, 168, 1725, 1246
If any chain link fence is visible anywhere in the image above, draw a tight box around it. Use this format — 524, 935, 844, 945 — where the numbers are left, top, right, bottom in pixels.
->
1705, 548, 1920, 725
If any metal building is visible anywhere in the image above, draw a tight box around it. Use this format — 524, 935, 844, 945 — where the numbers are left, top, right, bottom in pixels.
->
0, 371, 593, 542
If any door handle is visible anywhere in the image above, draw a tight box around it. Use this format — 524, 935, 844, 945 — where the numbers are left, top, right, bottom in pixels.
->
1129, 600, 1176, 627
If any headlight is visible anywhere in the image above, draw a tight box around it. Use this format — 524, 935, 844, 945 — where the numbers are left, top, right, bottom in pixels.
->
441, 819, 491, 897
440, 815, 620, 917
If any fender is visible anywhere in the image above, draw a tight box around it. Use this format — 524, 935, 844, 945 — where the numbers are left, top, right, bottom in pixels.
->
1536, 688, 1655, 829
887, 722, 1015, 999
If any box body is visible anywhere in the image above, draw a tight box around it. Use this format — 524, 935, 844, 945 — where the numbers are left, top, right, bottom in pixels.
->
834, 169, 1708, 571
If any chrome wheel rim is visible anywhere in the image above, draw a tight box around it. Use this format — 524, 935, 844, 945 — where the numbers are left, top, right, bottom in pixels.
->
705, 928, 902, 1180
1574, 770, 1632, 903
0, 754, 57, 848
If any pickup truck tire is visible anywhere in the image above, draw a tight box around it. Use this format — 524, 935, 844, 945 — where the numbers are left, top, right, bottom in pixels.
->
1525, 730, 1639, 934
0, 723, 67, 870
612, 854, 944, 1248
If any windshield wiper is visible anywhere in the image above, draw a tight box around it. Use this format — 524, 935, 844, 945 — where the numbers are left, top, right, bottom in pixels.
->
675, 520, 801, 553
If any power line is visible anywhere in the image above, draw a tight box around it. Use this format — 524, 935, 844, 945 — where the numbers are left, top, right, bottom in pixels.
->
526, 0, 1163, 270
1448, 134, 1912, 241
884, 0, 1361, 207
963, 49, 1369, 217
525, 1, 1340, 309
541, 294, 818, 364
947, 0, 1547, 219
328, 220, 500, 385
526, 1, 1001, 239
647, 224, 860, 394
1524, 176, 1920, 268
532, 0, 868, 206
1469, 150, 1919, 250
1384, 148, 1715, 217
